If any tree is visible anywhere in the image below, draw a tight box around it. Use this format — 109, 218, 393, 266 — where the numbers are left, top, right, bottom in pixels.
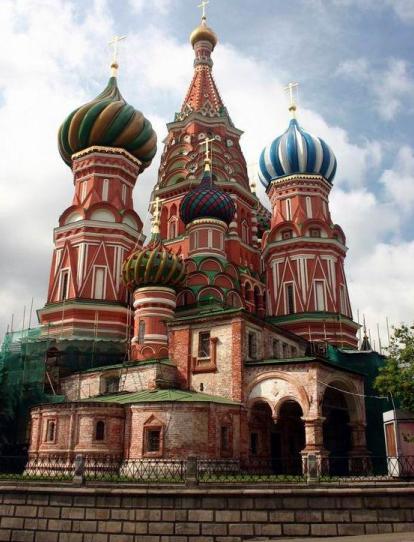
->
375, 324, 414, 412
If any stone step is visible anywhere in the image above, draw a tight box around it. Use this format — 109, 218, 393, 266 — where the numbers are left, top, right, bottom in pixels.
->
252, 532, 414, 542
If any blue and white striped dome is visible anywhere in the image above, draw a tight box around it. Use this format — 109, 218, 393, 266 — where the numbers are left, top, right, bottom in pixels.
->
258, 118, 337, 188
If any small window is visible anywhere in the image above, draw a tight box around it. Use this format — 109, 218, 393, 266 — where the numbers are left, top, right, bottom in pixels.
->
282, 343, 289, 358
122, 184, 127, 204
291, 346, 298, 358
241, 220, 249, 243
285, 198, 292, 220
93, 267, 106, 299
315, 280, 326, 311
146, 429, 161, 452
282, 230, 293, 240
95, 421, 105, 441
285, 283, 295, 314
198, 332, 210, 358
168, 219, 177, 240
250, 432, 258, 456
220, 426, 230, 452
138, 321, 145, 344
102, 178, 109, 201
105, 376, 120, 394
272, 339, 280, 358
81, 181, 87, 202
310, 228, 321, 238
305, 196, 313, 218
248, 332, 257, 359
60, 270, 70, 301
46, 420, 56, 442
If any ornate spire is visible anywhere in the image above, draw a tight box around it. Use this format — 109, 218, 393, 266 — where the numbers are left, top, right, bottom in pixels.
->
177, 6, 230, 123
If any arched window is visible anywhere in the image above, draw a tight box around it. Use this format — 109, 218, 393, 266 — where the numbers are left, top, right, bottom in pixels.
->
241, 220, 249, 243
102, 178, 109, 201
285, 198, 292, 221
95, 421, 105, 441
305, 196, 313, 218
168, 218, 177, 240
138, 321, 145, 344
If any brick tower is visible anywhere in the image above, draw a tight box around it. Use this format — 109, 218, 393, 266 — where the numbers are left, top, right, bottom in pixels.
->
38, 61, 157, 345
259, 96, 358, 347
154, 12, 270, 313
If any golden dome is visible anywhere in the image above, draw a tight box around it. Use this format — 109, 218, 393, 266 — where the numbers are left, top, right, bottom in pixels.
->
190, 17, 217, 48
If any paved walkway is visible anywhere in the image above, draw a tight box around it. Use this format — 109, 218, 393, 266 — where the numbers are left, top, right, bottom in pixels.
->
252, 533, 414, 542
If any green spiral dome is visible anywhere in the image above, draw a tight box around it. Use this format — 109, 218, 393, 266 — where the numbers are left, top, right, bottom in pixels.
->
122, 235, 186, 291
58, 76, 157, 171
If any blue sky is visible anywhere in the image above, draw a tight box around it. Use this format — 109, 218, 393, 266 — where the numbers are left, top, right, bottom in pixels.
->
0, 0, 413, 347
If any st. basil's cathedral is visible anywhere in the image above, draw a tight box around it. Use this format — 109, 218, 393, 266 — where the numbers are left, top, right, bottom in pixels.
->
10, 12, 387, 473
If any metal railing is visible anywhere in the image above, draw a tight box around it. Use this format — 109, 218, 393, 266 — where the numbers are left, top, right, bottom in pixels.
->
1, 455, 414, 485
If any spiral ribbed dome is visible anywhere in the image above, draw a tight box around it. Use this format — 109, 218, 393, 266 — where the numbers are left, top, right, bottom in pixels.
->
122, 234, 186, 291
258, 118, 337, 188
180, 166, 236, 226
58, 76, 157, 171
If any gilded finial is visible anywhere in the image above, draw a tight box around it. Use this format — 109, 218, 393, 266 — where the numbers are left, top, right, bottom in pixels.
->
284, 82, 299, 118
108, 35, 126, 77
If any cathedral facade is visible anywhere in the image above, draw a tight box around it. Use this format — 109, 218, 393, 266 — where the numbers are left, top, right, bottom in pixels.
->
27, 14, 374, 473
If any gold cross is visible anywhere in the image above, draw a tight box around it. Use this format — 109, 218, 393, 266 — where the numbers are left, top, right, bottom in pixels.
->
198, 0, 209, 18
109, 35, 126, 75
284, 82, 299, 116
199, 137, 215, 162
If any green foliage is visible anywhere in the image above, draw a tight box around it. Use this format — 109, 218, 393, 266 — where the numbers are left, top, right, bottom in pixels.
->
375, 324, 414, 412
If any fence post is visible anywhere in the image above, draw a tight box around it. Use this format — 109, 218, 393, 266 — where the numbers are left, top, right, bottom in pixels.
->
73, 454, 85, 485
306, 454, 320, 484
185, 456, 198, 487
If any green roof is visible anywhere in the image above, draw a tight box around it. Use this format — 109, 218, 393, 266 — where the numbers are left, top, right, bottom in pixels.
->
84, 388, 240, 406
81, 358, 173, 374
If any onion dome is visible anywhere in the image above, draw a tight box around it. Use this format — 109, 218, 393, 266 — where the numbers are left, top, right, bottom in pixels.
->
179, 161, 236, 226
190, 15, 217, 48
58, 76, 157, 171
258, 118, 337, 188
122, 232, 186, 291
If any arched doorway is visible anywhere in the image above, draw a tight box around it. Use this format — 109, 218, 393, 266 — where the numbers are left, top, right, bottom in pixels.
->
249, 399, 305, 474
274, 400, 305, 474
322, 387, 351, 475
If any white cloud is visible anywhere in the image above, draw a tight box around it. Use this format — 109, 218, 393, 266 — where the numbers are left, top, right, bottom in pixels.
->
337, 57, 414, 120
380, 145, 414, 212
0, 0, 413, 345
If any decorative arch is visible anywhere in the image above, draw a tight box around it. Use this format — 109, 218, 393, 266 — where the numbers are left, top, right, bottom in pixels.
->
214, 273, 235, 289
60, 205, 85, 226
267, 221, 301, 243
320, 377, 364, 423
198, 287, 224, 303
199, 258, 223, 273
186, 272, 209, 287
176, 289, 196, 307
226, 290, 244, 308
246, 371, 311, 418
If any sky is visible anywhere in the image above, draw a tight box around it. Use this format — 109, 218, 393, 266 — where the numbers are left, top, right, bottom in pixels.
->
0, 0, 413, 350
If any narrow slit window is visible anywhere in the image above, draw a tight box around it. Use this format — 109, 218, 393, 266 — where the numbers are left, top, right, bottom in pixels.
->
95, 421, 105, 441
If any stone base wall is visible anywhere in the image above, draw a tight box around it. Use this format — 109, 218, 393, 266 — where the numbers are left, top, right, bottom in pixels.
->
1, 484, 414, 541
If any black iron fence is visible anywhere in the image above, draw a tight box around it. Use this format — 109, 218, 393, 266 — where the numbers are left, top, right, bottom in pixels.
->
1, 455, 414, 485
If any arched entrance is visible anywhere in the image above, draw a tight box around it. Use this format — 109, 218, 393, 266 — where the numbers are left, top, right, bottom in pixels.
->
322, 387, 351, 475
249, 399, 305, 474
